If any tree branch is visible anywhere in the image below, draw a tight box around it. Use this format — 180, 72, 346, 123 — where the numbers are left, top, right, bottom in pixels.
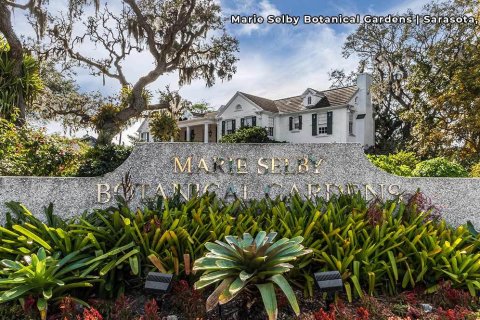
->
4, 0, 33, 10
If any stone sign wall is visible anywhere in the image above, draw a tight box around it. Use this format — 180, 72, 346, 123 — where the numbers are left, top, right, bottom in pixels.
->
0, 143, 479, 226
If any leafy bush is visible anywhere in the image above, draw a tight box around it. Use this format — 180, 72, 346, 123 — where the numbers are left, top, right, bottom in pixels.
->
0, 119, 87, 176
149, 111, 179, 142
470, 162, 480, 177
1, 192, 480, 315
0, 248, 97, 320
76, 144, 132, 176
367, 151, 420, 176
194, 231, 310, 319
412, 157, 468, 177
220, 126, 277, 143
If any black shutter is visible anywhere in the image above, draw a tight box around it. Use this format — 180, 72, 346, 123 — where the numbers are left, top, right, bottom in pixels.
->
184, 130, 187, 141
289, 117, 293, 131
327, 111, 333, 135
312, 114, 317, 136
232, 119, 236, 133
240, 118, 245, 128
252, 116, 256, 127
298, 115, 302, 130
222, 121, 225, 136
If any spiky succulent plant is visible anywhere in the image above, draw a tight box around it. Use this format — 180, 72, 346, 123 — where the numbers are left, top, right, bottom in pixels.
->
193, 231, 312, 320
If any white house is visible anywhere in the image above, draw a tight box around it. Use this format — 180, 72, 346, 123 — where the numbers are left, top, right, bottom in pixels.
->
137, 73, 374, 146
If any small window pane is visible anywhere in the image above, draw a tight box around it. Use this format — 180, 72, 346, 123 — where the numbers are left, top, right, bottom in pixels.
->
318, 113, 328, 135
293, 117, 300, 129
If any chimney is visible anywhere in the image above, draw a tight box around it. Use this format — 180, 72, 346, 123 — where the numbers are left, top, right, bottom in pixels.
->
356, 73, 372, 91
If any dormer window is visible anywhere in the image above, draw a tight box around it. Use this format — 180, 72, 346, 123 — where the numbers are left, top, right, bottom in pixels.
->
307, 96, 312, 105
235, 104, 242, 111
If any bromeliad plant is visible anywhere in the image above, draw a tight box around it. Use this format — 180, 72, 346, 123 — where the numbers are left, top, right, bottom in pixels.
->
0, 248, 99, 320
193, 231, 312, 320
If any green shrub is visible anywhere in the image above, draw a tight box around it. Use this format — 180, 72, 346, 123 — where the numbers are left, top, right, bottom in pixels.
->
1, 192, 480, 312
0, 119, 86, 176
76, 144, 132, 176
0, 247, 98, 320
194, 232, 310, 319
412, 157, 468, 177
367, 151, 420, 176
220, 126, 277, 143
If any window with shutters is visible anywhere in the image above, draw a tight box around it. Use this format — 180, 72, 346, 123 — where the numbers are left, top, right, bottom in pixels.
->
289, 116, 302, 131
140, 132, 150, 142
244, 116, 255, 127
268, 117, 274, 136
294, 117, 301, 129
226, 119, 235, 134
318, 113, 328, 135
349, 112, 354, 135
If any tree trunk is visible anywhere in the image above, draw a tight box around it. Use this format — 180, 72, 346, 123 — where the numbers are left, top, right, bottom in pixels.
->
96, 121, 121, 146
0, 3, 27, 126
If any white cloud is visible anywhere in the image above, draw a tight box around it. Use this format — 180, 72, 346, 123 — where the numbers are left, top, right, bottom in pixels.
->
224, 0, 281, 35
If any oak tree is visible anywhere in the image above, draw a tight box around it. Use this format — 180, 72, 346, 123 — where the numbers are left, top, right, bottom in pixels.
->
335, 0, 480, 164
45, 0, 238, 144
1, 0, 238, 145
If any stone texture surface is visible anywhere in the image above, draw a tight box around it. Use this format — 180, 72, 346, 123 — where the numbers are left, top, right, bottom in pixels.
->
0, 143, 479, 227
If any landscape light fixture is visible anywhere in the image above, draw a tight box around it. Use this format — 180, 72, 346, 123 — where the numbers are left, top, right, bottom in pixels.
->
314, 271, 344, 309
144, 272, 173, 295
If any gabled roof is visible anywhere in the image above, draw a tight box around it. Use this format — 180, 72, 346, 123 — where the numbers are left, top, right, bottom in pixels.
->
301, 88, 325, 97
239, 92, 278, 113
235, 85, 358, 114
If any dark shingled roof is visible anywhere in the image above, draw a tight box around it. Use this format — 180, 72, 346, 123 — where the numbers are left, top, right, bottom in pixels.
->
240, 92, 279, 113
239, 86, 358, 113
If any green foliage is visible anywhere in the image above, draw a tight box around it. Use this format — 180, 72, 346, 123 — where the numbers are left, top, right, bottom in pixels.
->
188, 102, 212, 114
149, 111, 179, 142
368, 152, 469, 177
1, 192, 480, 315
0, 37, 43, 121
194, 232, 310, 319
412, 157, 468, 177
367, 151, 420, 176
220, 126, 276, 143
470, 162, 480, 177
76, 144, 132, 177
338, 0, 480, 162
0, 119, 86, 176
0, 202, 144, 300
0, 248, 97, 320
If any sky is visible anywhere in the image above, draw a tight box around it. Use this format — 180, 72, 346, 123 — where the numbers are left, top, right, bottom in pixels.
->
11, 0, 433, 143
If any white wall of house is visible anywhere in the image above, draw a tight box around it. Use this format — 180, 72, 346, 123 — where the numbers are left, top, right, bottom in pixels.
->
137, 73, 375, 147
138, 118, 152, 142
217, 94, 262, 141
276, 108, 347, 143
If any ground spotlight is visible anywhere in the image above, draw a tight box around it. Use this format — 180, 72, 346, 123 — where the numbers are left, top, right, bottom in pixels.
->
314, 271, 344, 309
144, 272, 173, 294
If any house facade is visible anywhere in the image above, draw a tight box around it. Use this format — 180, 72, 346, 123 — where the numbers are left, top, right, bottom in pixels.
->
137, 73, 374, 147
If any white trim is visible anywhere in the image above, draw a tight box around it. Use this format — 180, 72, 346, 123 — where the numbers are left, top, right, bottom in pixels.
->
216, 92, 263, 118
178, 118, 216, 127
